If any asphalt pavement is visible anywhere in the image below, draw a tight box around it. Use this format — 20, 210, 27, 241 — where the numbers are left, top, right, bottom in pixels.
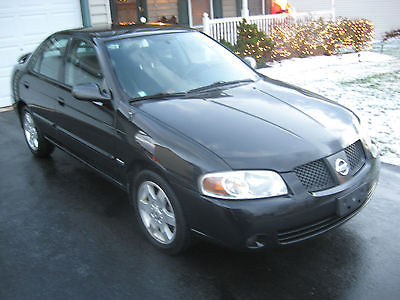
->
1, 109, 399, 300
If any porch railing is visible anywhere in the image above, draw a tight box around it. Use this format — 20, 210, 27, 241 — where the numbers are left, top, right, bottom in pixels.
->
202, 10, 334, 44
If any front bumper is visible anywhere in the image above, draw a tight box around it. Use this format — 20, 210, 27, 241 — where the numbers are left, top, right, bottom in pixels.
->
172, 157, 380, 250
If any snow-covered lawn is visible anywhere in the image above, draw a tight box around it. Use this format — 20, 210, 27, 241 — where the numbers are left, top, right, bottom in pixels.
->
258, 42, 400, 166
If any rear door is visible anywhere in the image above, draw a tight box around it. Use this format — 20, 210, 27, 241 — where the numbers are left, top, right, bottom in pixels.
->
19, 35, 70, 138
55, 37, 124, 184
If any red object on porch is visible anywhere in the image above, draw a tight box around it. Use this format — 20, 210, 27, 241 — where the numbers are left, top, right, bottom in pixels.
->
271, 0, 291, 14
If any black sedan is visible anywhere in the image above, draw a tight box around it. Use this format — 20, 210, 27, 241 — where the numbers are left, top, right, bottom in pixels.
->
11, 24, 380, 254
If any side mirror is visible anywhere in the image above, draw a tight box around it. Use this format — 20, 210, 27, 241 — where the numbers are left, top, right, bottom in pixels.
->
18, 53, 32, 64
72, 83, 111, 102
243, 56, 257, 69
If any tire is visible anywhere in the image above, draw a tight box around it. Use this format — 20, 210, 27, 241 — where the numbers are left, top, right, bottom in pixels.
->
21, 107, 54, 157
132, 169, 191, 254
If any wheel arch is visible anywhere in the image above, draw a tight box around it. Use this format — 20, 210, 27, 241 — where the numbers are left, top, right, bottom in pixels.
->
126, 157, 173, 204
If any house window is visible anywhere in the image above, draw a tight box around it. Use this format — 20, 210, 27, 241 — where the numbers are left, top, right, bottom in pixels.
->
248, 0, 263, 15
248, 0, 273, 15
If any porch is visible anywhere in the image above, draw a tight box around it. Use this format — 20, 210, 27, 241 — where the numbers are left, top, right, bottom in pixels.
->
202, 10, 334, 44
102, 1, 334, 45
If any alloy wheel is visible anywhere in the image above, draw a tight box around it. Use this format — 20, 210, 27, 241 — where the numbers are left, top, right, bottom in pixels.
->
137, 180, 176, 244
23, 111, 39, 151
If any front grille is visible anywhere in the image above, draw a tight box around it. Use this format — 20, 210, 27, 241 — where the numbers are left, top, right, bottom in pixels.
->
344, 140, 365, 173
294, 160, 335, 192
294, 140, 366, 193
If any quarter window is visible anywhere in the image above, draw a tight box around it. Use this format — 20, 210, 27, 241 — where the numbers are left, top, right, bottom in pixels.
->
65, 39, 104, 88
33, 37, 68, 81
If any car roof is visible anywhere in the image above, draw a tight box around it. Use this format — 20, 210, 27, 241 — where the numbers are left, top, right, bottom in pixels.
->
57, 23, 194, 39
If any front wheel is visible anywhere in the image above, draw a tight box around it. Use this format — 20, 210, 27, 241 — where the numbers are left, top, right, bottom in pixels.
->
21, 107, 54, 157
133, 170, 191, 254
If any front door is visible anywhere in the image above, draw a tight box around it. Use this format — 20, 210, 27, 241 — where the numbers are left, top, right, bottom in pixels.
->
113, 0, 146, 24
191, 0, 210, 26
57, 38, 123, 183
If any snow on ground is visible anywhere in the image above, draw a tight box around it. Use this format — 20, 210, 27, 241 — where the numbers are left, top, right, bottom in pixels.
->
258, 41, 400, 166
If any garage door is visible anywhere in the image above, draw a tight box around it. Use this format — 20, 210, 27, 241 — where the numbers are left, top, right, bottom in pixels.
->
0, 0, 82, 108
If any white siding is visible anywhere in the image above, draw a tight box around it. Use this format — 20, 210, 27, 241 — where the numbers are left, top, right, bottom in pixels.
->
289, 0, 332, 12
335, 0, 400, 39
0, 0, 82, 107
89, 0, 112, 25
290, 0, 400, 39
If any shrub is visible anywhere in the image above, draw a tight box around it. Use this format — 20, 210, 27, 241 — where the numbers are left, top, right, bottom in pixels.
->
221, 19, 275, 67
219, 18, 374, 63
336, 18, 374, 52
219, 39, 235, 51
382, 29, 400, 42
270, 18, 374, 60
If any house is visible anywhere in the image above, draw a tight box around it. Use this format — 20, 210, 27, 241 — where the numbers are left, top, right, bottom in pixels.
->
0, 0, 399, 108
290, 0, 400, 39
0, 1, 83, 108
0, 0, 276, 108
101, 0, 279, 27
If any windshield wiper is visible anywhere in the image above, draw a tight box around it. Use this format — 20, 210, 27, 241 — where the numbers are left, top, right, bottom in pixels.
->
129, 92, 187, 102
128, 79, 255, 102
187, 79, 255, 94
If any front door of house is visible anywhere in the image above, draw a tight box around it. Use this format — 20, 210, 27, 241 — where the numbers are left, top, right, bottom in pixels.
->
191, 0, 210, 26
113, 0, 146, 24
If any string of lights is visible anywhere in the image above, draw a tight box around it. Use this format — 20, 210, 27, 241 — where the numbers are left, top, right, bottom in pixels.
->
224, 18, 374, 66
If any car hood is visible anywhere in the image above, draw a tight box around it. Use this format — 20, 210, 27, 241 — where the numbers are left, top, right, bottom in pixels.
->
134, 79, 359, 172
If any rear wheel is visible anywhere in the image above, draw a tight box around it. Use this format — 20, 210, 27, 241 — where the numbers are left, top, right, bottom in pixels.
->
133, 170, 190, 254
21, 107, 54, 157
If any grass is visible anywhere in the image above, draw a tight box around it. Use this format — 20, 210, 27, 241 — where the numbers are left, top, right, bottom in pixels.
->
340, 70, 400, 92
340, 40, 400, 93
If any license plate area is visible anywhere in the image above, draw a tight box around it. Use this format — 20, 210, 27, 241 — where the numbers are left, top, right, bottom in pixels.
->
336, 188, 367, 217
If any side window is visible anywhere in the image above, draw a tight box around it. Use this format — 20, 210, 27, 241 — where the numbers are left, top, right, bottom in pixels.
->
33, 37, 68, 81
65, 39, 103, 88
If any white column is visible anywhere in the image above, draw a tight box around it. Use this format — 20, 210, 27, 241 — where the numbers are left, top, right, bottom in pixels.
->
187, 0, 193, 27
241, 0, 249, 17
331, 0, 336, 21
202, 13, 210, 34
262, 0, 265, 15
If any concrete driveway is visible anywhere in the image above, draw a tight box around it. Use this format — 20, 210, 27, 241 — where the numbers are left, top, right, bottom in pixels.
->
1, 110, 399, 300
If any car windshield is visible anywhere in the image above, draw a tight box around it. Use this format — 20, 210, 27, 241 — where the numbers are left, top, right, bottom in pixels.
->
104, 31, 259, 100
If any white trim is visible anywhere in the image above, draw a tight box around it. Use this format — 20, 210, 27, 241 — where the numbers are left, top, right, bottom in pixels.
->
88, 0, 112, 25
187, 0, 193, 27
241, 0, 249, 17
262, 0, 266, 15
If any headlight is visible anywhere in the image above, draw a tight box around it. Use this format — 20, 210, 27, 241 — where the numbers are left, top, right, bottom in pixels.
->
199, 170, 288, 199
356, 120, 379, 158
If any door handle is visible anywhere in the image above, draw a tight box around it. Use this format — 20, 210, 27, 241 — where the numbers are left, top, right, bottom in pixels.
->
57, 97, 65, 106
23, 81, 29, 89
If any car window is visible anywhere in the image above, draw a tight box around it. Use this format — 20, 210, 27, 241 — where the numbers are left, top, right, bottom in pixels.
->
33, 37, 69, 81
65, 39, 104, 88
105, 32, 259, 99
